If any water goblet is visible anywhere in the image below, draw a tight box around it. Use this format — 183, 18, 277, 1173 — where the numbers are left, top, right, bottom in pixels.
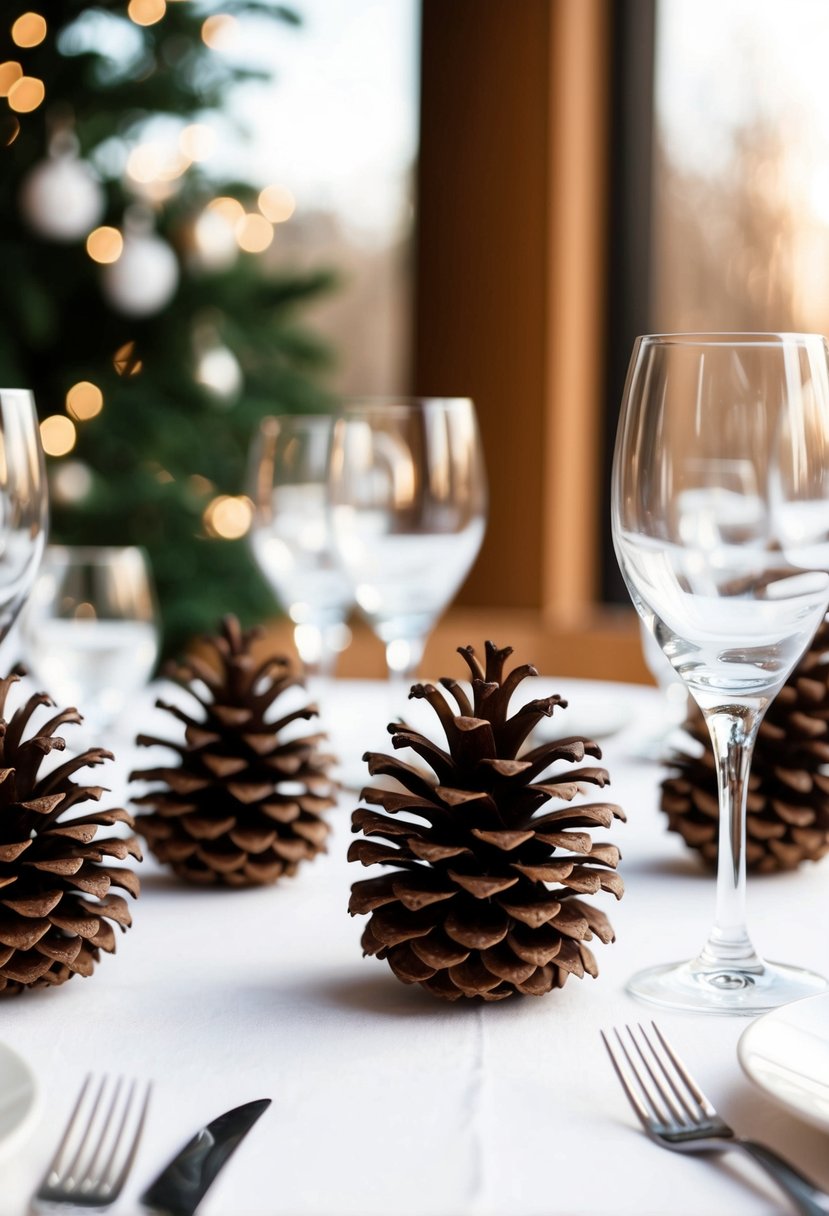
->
327, 397, 487, 695
247, 415, 354, 683
612, 332, 829, 1013
0, 388, 47, 644
20, 545, 159, 740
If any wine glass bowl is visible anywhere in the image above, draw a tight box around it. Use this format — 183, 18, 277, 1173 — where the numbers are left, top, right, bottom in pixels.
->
0, 388, 47, 643
248, 414, 354, 678
613, 333, 829, 1013
327, 397, 487, 682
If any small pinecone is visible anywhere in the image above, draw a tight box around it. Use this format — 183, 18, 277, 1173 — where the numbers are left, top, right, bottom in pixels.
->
661, 619, 829, 872
0, 675, 140, 994
131, 616, 336, 887
348, 642, 625, 1001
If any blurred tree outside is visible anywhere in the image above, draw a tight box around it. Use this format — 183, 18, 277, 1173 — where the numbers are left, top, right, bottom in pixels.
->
0, 0, 336, 657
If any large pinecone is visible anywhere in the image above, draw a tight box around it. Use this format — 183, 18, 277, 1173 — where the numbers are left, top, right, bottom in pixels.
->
0, 674, 140, 994
131, 616, 336, 886
661, 619, 829, 872
349, 642, 625, 1001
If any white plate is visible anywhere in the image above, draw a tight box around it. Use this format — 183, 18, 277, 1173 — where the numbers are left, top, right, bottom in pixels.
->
0, 1040, 37, 1152
738, 992, 829, 1132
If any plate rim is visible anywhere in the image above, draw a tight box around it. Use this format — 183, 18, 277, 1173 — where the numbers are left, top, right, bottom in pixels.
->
738, 990, 829, 1133
0, 1038, 38, 1155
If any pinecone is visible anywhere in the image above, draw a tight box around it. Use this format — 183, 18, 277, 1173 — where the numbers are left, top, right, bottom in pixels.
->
131, 616, 336, 886
661, 619, 829, 872
0, 674, 140, 994
348, 642, 625, 1001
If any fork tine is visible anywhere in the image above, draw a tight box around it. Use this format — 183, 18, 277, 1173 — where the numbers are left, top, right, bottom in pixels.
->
651, 1020, 718, 1119
601, 1028, 668, 1129
625, 1025, 691, 1126
80, 1076, 125, 1191
60, 1074, 108, 1188
43, 1074, 93, 1186
107, 1081, 152, 1197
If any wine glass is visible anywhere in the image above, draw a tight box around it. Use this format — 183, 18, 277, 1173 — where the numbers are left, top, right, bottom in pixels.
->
20, 545, 159, 739
612, 332, 829, 1013
247, 415, 354, 682
327, 397, 487, 689
0, 388, 47, 646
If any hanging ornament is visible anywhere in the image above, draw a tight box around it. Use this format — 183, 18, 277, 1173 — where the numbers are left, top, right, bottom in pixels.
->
193, 318, 242, 404
20, 129, 105, 241
101, 206, 179, 317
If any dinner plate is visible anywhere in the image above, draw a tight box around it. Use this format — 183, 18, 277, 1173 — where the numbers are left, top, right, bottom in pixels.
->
0, 1040, 37, 1153
738, 992, 829, 1132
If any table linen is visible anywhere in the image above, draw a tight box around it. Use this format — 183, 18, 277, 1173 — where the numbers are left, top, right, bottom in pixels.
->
2, 676, 828, 1216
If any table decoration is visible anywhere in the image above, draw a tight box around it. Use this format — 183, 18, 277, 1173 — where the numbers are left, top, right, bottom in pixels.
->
661, 617, 829, 873
348, 641, 625, 1000
131, 615, 337, 887
0, 672, 140, 995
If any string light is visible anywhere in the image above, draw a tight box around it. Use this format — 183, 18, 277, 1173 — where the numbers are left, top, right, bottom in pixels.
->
7, 76, 44, 113
203, 494, 253, 539
235, 213, 273, 253
127, 0, 166, 27
0, 62, 21, 96
179, 123, 215, 162
113, 340, 143, 376
86, 226, 123, 264
66, 381, 103, 421
11, 13, 47, 48
201, 14, 238, 50
40, 415, 76, 457
258, 185, 295, 224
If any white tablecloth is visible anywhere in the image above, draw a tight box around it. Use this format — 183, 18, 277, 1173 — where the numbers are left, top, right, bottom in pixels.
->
2, 675, 829, 1216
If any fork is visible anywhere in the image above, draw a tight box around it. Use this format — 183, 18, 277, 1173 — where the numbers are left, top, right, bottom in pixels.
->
31, 1074, 151, 1212
602, 1021, 829, 1216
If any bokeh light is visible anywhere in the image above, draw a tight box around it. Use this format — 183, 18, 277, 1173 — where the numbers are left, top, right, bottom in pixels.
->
40, 415, 76, 457
235, 213, 273, 253
7, 76, 44, 113
258, 185, 296, 224
201, 14, 239, 50
11, 13, 47, 48
0, 62, 22, 96
127, 0, 166, 27
66, 381, 104, 421
179, 124, 215, 162
203, 494, 253, 539
87, 226, 123, 264
113, 340, 143, 377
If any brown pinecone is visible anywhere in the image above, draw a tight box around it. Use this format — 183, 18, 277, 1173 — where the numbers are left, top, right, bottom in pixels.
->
661, 619, 829, 872
131, 616, 336, 886
348, 642, 625, 1001
0, 674, 140, 994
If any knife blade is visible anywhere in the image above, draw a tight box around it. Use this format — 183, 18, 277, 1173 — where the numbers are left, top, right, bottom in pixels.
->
140, 1098, 271, 1216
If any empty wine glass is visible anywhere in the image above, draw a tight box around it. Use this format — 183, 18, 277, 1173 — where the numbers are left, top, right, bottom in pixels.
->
327, 397, 487, 689
20, 545, 159, 738
613, 332, 829, 1013
248, 415, 354, 681
0, 388, 47, 643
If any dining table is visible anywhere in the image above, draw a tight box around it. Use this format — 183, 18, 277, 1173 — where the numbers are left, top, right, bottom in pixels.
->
2, 671, 829, 1216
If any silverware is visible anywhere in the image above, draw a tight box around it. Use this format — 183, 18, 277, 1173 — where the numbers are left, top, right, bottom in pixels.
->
32, 1074, 151, 1212
602, 1021, 829, 1216
140, 1098, 271, 1216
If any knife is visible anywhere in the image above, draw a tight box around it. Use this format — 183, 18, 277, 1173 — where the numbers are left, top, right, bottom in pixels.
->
140, 1098, 271, 1216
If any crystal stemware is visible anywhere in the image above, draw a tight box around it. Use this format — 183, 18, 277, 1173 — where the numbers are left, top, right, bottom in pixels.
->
612, 332, 829, 1014
327, 397, 487, 690
20, 545, 159, 738
0, 388, 47, 648
248, 414, 354, 681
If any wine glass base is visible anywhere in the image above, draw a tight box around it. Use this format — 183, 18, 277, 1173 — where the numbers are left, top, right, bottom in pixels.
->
627, 957, 829, 1016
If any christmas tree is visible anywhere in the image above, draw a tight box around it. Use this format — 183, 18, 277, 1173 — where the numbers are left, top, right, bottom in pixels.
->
0, 1, 335, 655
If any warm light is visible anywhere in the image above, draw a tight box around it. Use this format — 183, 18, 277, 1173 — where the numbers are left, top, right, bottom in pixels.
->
113, 340, 142, 377
66, 381, 103, 421
1, 116, 19, 146
127, 0, 166, 27
11, 13, 47, 48
201, 14, 238, 50
258, 185, 295, 224
203, 494, 253, 539
235, 213, 273, 253
207, 196, 245, 225
86, 226, 123, 264
52, 460, 92, 504
179, 123, 215, 162
7, 75, 44, 112
127, 143, 163, 184
40, 415, 76, 457
0, 62, 21, 97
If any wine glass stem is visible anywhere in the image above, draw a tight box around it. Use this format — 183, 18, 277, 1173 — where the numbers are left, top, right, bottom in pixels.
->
385, 636, 425, 687
698, 705, 763, 970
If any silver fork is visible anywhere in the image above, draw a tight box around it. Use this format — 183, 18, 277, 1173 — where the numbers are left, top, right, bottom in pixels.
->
31, 1074, 151, 1211
602, 1021, 829, 1216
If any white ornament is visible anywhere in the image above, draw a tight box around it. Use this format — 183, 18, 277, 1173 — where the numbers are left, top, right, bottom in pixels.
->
196, 344, 243, 402
102, 229, 179, 317
20, 137, 105, 241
